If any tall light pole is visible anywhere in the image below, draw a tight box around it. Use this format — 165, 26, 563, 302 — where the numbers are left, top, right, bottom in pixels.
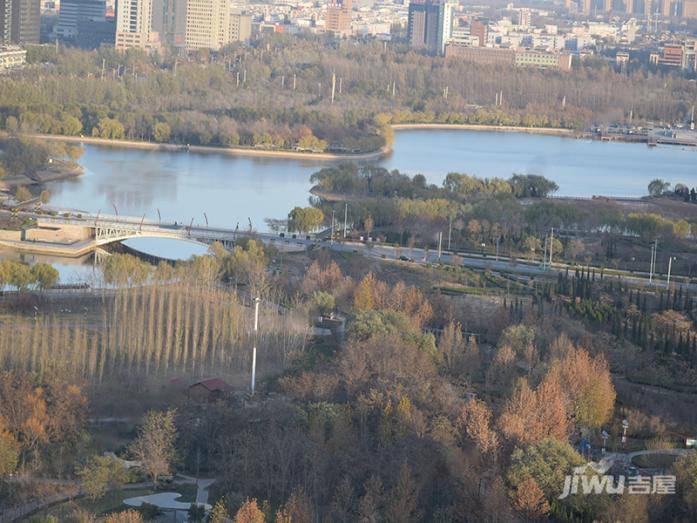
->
548, 227, 554, 267
649, 240, 657, 284
666, 256, 676, 289
331, 209, 336, 245
343, 203, 348, 238
542, 235, 548, 270
447, 215, 452, 251
251, 297, 260, 395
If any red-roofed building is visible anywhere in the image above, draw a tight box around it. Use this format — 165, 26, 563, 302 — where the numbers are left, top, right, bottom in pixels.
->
187, 378, 232, 402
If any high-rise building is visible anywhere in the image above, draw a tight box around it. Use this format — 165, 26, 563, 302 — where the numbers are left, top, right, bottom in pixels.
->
0, 0, 12, 43
156, 0, 186, 47
326, 0, 352, 36
56, 0, 106, 40
684, 0, 697, 17
183, 0, 229, 50
76, 16, 116, 48
0, 0, 40, 44
407, 0, 452, 55
470, 19, 486, 47
229, 12, 251, 42
116, 0, 157, 50
518, 7, 531, 27
436, 0, 453, 55
661, 0, 672, 16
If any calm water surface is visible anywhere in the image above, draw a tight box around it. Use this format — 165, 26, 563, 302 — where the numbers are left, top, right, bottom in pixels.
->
39, 129, 696, 281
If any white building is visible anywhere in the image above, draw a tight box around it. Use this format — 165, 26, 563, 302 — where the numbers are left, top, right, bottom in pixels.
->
116, 0, 158, 50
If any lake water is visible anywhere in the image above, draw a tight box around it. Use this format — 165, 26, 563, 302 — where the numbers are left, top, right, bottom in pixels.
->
39, 128, 696, 281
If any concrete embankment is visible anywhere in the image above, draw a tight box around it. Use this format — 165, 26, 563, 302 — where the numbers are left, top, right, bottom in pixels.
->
0, 221, 96, 257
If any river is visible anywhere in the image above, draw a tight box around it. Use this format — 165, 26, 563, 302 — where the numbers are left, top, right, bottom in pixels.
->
27, 128, 697, 280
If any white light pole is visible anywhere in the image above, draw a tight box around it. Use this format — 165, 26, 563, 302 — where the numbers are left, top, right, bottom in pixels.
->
621, 419, 629, 447
548, 227, 554, 267
447, 215, 452, 251
331, 209, 336, 245
666, 256, 675, 289
343, 203, 348, 238
251, 297, 260, 395
649, 240, 657, 284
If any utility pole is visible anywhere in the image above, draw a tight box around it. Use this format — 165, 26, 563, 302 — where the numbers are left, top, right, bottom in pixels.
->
649, 239, 657, 284
331, 72, 336, 104
548, 227, 554, 267
251, 297, 260, 395
331, 209, 336, 245
447, 215, 452, 251
338, 77, 343, 94
438, 232, 443, 259
293, 74, 297, 90
666, 256, 675, 289
343, 203, 348, 238
542, 236, 548, 270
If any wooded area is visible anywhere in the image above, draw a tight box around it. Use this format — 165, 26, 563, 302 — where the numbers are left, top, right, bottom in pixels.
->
0, 37, 694, 153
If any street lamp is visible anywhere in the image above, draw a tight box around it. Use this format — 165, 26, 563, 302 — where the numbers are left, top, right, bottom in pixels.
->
601, 430, 609, 454
251, 297, 260, 395
621, 419, 629, 447
666, 256, 677, 289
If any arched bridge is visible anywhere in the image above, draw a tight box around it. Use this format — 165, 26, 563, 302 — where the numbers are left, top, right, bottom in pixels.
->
38, 213, 280, 249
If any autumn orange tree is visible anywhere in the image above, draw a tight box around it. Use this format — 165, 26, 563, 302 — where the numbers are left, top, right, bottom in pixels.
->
0, 370, 88, 473
499, 375, 569, 445
550, 345, 616, 430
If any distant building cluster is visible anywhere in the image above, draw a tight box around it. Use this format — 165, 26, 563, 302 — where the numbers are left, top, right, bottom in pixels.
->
33, 0, 253, 51
565, 0, 697, 18
0, 0, 691, 76
115, 0, 253, 51
650, 39, 697, 71
445, 43, 573, 71
409, 2, 573, 71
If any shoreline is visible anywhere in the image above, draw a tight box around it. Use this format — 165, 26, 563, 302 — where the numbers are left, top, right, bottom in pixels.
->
31, 134, 390, 162
27, 124, 581, 162
390, 123, 579, 137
